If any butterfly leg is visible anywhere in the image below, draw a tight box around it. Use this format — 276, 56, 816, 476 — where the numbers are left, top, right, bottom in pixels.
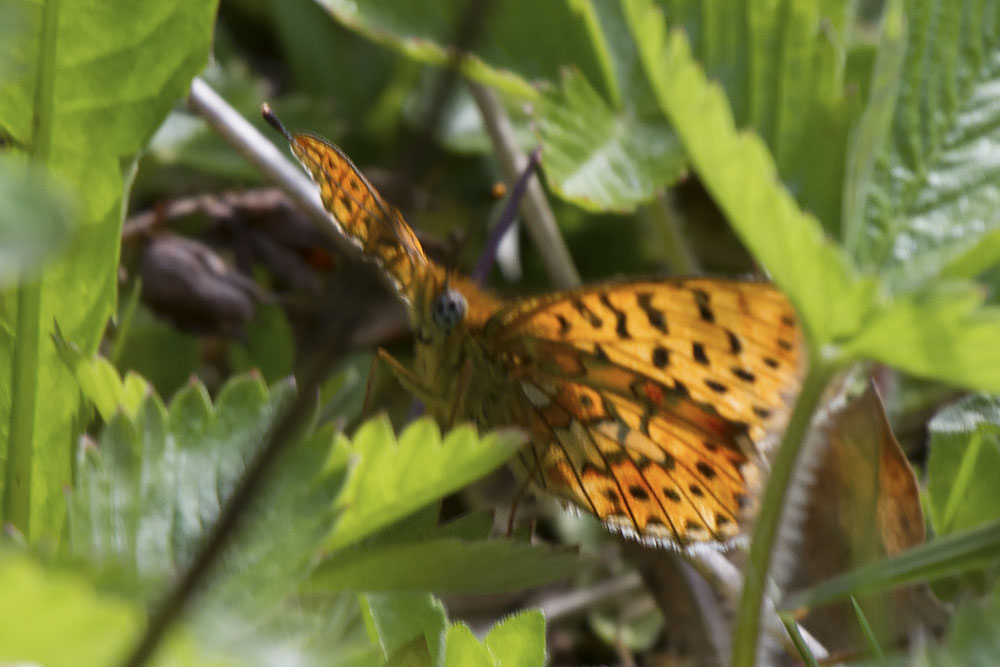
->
364, 347, 435, 417
506, 446, 544, 537
446, 357, 474, 430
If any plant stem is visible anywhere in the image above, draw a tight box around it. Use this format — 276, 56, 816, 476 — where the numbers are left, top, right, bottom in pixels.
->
641, 190, 700, 276
731, 352, 837, 667
468, 82, 581, 289
4, 0, 60, 537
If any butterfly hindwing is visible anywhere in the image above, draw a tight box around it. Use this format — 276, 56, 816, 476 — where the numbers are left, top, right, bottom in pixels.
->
509, 374, 756, 548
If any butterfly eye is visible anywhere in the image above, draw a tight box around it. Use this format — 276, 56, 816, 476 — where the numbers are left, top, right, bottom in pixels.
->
432, 288, 467, 331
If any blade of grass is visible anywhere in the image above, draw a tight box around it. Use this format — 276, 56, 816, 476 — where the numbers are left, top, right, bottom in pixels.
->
780, 519, 1000, 615
851, 595, 885, 660
779, 613, 819, 667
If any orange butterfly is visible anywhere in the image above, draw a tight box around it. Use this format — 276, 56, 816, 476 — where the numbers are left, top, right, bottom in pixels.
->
263, 105, 804, 550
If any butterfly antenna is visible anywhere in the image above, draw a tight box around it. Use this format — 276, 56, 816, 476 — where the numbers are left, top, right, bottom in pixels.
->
470, 146, 541, 285
260, 103, 293, 143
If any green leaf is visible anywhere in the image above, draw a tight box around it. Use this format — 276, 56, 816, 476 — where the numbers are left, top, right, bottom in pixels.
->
229, 302, 295, 384
914, 582, 1000, 665
316, 0, 612, 100
842, 0, 906, 250
66, 372, 368, 660
537, 69, 685, 213
115, 304, 199, 399
484, 610, 546, 667
0, 0, 219, 542
308, 537, 581, 594
53, 328, 150, 422
535, 2, 687, 213
861, 1, 1000, 289
441, 613, 547, 667
0, 155, 74, 285
654, 0, 853, 231
927, 394, 1000, 535
779, 519, 1000, 615
67, 374, 345, 603
444, 624, 495, 667
0, 552, 238, 667
363, 593, 448, 667
323, 416, 525, 551
844, 284, 1000, 393
624, 0, 870, 344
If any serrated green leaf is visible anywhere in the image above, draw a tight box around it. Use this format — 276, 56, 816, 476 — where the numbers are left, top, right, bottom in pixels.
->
538, 69, 685, 213
0, 552, 238, 667
861, 1, 1000, 289
0, 0, 220, 544
67, 372, 361, 660
53, 329, 150, 422
484, 610, 546, 667
363, 593, 447, 667
68, 374, 343, 606
309, 537, 580, 594
927, 394, 1000, 535
624, 0, 869, 344
445, 623, 495, 667
323, 416, 525, 551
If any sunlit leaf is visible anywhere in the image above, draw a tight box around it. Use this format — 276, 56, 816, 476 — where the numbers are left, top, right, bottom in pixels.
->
323, 417, 525, 552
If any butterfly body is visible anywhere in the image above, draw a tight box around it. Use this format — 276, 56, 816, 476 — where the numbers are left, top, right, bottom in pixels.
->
263, 106, 804, 550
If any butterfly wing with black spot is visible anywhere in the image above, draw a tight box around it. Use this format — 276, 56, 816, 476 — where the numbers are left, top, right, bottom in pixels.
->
485, 279, 804, 548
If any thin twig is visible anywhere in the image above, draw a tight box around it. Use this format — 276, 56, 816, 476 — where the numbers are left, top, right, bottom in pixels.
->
536, 572, 643, 623
468, 82, 581, 289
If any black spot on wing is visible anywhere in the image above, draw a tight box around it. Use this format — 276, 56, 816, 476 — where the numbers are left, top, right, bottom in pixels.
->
726, 330, 742, 354
636, 292, 668, 333
573, 299, 603, 328
691, 288, 714, 322
692, 342, 709, 365
599, 293, 631, 339
705, 379, 728, 393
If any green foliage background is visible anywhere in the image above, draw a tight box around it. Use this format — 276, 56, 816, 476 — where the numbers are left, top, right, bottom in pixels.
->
2, 0, 1000, 665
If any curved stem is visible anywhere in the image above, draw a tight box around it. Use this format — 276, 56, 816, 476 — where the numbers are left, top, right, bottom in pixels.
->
731, 352, 838, 667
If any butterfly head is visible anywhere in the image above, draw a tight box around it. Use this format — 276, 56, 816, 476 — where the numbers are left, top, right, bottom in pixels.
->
431, 286, 468, 331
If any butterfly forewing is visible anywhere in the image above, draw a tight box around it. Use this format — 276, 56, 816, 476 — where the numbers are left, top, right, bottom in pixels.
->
287, 132, 430, 303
